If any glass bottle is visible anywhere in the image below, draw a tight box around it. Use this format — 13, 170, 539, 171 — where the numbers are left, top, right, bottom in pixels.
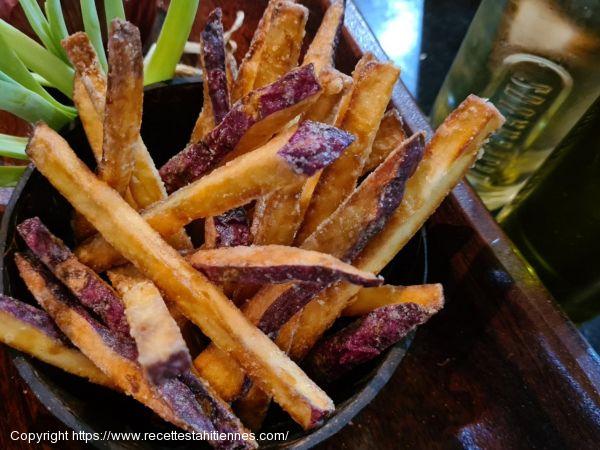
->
497, 97, 600, 322
431, 0, 600, 210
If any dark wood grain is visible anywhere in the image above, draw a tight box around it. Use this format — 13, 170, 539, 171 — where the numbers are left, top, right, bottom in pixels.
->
0, 1, 599, 449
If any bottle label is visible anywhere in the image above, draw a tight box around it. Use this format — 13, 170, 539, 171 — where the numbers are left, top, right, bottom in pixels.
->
472, 53, 572, 184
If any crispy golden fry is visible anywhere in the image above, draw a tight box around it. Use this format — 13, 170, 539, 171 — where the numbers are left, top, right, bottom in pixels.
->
302, 67, 353, 128
64, 33, 109, 240
108, 266, 191, 384
129, 141, 193, 251
296, 74, 354, 217
63, 29, 193, 250
15, 254, 180, 426
296, 54, 400, 243
127, 142, 161, 207
343, 284, 444, 317
73, 76, 103, 163
356, 96, 505, 273
76, 121, 353, 272
251, 186, 302, 246
0, 294, 112, 387
194, 134, 424, 402
283, 95, 505, 360
232, 0, 306, 102
99, 20, 143, 196
26, 124, 335, 429
363, 109, 406, 174
65, 29, 189, 245
194, 345, 247, 402
302, 0, 345, 73
231, 0, 276, 102
62, 32, 106, 115
252, 1, 307, 89
252, 70, 353, 246
225, 51, 238, 90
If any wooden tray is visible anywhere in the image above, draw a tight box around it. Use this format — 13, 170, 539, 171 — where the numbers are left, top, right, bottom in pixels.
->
0, 1, 599, 448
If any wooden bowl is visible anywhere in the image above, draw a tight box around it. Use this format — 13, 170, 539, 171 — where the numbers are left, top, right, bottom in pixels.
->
0, 78, 427, 448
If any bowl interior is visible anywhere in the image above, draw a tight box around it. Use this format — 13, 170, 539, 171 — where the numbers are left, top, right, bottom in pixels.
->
0, 80, 427, 449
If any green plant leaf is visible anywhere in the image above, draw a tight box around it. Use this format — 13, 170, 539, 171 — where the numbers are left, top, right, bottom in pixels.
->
0, 19, 74, 98
0, 134, 28, 160
143, 0, 199, 85
80, 0, 108, 72
0, 166, 27, 187
0, 74, 73, 129
45, 0, 70, 62
0, 33, 75, 118
18, 0, 64, 58
104, 0, 126, 28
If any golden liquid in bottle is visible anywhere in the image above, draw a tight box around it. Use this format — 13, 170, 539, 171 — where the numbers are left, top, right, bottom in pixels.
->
498, 98, 600, 322
432, 0, 600, 210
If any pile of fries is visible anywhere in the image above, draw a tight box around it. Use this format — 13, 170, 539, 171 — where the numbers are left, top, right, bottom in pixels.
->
0, 1, 504, 448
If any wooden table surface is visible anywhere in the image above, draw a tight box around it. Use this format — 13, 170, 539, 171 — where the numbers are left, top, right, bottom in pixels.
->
1, 1, 600, 449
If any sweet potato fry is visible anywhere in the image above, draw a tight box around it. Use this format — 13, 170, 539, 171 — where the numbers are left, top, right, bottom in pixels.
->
176, 372, 256, 449
193, 9, 247, 253
73, 76, 103, 163
76, 121, 354, 272
306, 301, 444, 383
302, 0, 345, 74
0, 294, 112, 386
204, 207, 252, 249
188, 245, 381, 286
190, 8, 230, 143
200, 8, 230, 124
252, 1, 307, 89
26, 125, 335, 430
15, 254, 252, 447
356, 95, 505, 273
107, 266, 191, 384
157, 376, 255, 450
249, 0, 348, 246
251, 70, 353, 247
296, 55, 400, 243
283, 95, 505, 361
160, 64, 322, 192
17, 217, 129, 336
301, 133, 425, 261
99, 19, 143, 196
194, 133, 424, 400
343, 283, 444, 317
14, 254, 163, 406
363, 109, 406, 174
